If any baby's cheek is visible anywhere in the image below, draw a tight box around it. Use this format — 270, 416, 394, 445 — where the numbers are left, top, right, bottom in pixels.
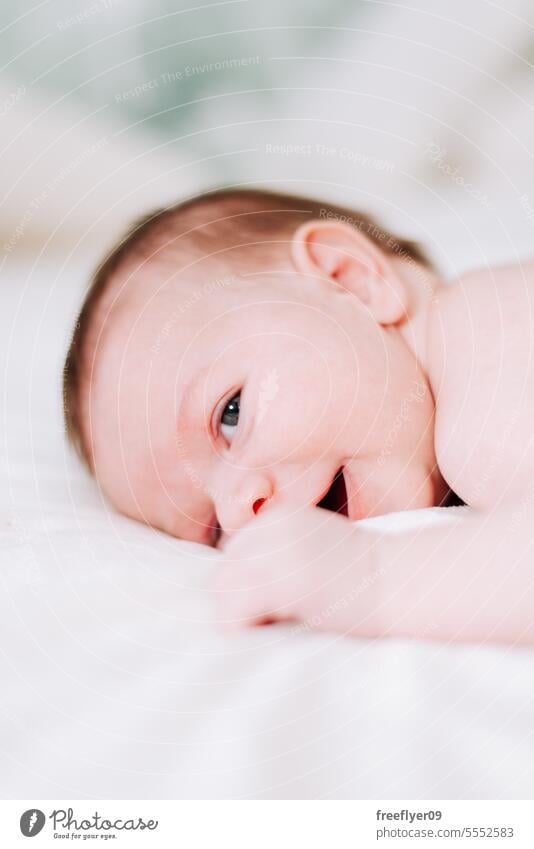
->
255, 376, 344, 462
255, 406, 325, 463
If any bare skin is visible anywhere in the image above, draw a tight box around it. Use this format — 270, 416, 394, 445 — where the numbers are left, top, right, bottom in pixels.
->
88, 218, 534, 645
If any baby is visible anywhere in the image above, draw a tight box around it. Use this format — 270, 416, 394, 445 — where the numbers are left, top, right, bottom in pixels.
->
63, 189, 534, 645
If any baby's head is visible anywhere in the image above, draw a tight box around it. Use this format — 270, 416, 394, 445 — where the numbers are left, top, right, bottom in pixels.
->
63, 188, 446, 546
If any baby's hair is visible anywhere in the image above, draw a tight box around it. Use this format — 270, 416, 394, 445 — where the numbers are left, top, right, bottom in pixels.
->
63, 187, 430, 471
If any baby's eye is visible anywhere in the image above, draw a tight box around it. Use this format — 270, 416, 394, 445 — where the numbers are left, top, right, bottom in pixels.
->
220, 391, 240, 442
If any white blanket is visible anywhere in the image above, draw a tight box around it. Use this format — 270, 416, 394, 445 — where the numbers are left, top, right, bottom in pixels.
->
3, 499, 534, 799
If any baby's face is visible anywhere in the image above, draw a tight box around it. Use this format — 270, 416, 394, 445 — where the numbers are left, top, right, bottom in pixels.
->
90, 261, 441, 545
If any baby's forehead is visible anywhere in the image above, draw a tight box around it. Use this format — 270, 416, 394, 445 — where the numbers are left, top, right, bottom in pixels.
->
119, 260, 241, 312
94, 266, 238, 376
95, 253, 297, 396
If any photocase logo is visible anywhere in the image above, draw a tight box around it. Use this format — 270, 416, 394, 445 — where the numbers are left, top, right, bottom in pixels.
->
20, 809, 45, 837
18, 806, 159, 838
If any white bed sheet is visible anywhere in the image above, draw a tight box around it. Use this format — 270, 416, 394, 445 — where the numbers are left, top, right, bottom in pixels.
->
1, 252, 534, 800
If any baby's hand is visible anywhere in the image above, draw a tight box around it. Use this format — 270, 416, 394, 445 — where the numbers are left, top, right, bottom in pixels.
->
212, 506, 383, 637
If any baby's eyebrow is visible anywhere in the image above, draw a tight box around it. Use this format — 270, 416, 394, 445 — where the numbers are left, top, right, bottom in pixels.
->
173, 365, 214, 462
173, 367, 203, 432
174, 376, 195, 433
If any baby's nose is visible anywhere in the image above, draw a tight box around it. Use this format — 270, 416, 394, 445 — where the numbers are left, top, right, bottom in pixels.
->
214, 472, 273, 535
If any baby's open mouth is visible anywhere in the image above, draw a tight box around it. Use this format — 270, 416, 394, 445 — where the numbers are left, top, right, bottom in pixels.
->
316, 467, 349, 516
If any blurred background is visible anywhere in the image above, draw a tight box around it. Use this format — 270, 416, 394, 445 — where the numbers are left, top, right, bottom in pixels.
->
2, 0, 534, 270
2, 0, 534, 472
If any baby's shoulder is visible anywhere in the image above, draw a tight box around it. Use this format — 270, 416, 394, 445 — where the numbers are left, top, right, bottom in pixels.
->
428, 261, 534, 385
428, 264, 534, 506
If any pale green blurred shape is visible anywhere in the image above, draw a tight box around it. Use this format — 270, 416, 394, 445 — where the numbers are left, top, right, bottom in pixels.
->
1, 0, 367, 134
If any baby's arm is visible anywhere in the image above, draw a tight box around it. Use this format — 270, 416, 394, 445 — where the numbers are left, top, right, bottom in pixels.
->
375, 504, 534, 644
213, 505, 534, 645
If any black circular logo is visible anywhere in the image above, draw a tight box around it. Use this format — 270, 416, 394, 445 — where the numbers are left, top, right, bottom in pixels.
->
20, 809, 45, 837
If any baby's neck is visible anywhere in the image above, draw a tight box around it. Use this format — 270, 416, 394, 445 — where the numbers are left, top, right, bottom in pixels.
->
395, 258, 444, 380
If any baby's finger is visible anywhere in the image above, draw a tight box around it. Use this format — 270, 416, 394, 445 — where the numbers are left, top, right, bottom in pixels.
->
211, 557, 297, 630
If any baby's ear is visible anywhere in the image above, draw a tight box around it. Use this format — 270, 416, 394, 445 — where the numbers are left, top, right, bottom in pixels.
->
291, 219, 408, 325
